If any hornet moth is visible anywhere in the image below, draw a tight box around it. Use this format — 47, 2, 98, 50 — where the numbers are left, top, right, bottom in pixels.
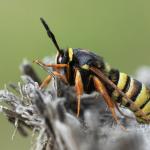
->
34, 18, 150, 128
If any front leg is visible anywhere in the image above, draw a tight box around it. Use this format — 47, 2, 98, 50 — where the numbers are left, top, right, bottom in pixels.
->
33, 59, 68, 69
40, 71, 68, 89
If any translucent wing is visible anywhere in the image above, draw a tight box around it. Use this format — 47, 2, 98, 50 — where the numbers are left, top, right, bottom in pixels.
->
90, 66, 150, 121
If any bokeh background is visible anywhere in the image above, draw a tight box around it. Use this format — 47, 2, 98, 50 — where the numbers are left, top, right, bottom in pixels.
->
0, 0, 150, 149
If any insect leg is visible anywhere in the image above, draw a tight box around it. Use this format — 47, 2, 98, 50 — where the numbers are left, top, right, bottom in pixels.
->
90, 67, 150, 122
93, 76, 126, 129
114, 101, 135, 120
40, 75, 53, 89
40, 71, 68, 89
75, 68, 83, 117
53, 71, 68, 84
33, 59, 68, 69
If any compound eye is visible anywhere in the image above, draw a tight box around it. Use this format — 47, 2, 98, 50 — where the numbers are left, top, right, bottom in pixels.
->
58, 56, 62, 63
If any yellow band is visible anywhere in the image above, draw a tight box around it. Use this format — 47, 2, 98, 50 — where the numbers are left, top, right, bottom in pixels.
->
117, 73, 128, 90
68, 48, 73, 62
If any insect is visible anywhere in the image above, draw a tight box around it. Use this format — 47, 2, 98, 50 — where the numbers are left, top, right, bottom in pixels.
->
34, 18, 150, 126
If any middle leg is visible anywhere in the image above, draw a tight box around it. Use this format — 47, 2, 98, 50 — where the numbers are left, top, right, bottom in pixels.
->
75, 68, 83, 117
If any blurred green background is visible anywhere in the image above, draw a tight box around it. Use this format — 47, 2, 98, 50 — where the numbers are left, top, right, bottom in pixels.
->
0, 0, 150, 149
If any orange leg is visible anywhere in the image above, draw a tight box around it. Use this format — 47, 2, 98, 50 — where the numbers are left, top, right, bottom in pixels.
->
34, 59, 70, 82
53, 71, 68, 84
40, 75, 53, 89
33, 59, 68, 69
75, 69, 83, 117
40, 71, 68, 89
93, 76, 126, 130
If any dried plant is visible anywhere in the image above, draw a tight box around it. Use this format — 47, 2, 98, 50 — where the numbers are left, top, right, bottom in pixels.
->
0, 59, 150, 150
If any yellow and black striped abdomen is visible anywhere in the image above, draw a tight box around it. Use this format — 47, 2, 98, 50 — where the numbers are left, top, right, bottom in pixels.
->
110, 71, 150, 122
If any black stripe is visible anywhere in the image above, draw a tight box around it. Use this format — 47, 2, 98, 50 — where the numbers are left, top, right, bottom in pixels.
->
116, 75, 130, 103
124, 79, 142, 107
122, 76, 131, 93
108, 69, 119, 95
130, 79, 142, 101
125, 79, 142, 107
109, 69, 120, 85
140, 99, 150, 109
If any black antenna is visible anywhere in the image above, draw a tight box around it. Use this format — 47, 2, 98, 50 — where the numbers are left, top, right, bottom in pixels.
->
40, 17, 62, 54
